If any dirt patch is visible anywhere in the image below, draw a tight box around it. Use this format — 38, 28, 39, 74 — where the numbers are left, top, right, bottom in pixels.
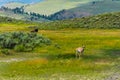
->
0, 58, 26, 63
105, 73, 120, 80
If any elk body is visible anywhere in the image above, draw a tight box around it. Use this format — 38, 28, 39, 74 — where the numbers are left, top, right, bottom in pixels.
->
31, 28, 38, 33
76, 46, 85, 58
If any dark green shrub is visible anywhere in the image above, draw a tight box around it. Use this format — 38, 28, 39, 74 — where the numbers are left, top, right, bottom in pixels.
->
0, 32, 51, 52
14, 44, 25, 52
0, 49, 10, 55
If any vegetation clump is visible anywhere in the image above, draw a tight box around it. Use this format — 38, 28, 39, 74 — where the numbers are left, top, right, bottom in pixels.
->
0, 49, 11, 55
0, 32, 51, 52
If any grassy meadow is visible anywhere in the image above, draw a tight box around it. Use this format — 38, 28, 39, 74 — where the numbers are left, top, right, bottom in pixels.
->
0, 14, 120, 79
0, 25, 120, 79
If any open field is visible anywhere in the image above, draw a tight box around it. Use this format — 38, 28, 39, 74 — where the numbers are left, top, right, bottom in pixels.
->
0, 26, 120, 79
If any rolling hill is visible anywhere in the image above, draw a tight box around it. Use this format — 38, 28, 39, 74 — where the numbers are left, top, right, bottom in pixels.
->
4, 0, 94, 15
69, 0, 120, 15
0, 7, 50, 22
0, 10, 120, 30
48, 0, 120, 20
3, 0, 120, 21
37, 12, 120, 30
3, 2, 25, 9
0, 0, 43, 6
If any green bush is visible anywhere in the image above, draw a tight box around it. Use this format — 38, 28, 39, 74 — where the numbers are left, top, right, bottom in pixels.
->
0, 49, 10, 55
14, 44, 25, 52
0, 32, 51, 52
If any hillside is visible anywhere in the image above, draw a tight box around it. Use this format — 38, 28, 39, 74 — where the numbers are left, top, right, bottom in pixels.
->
37, 12, 120, 29
4, 0, 93, 15
3, 0, 120, 21
0, 0, 43, 6
0, 11, 120, 30
48, 9, 91, 20
0, 7, 50, 22
49, 0, 120, 20
3, 2, 25, 9
24, 0, 94, 15
70, 0, 120, 15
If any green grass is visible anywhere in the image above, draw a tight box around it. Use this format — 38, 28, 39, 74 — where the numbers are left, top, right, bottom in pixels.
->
0, 13, 120, 79
0, 29, 120, 79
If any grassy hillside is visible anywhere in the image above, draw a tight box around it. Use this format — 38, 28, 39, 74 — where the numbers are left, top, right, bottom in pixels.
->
24, 0, 93, 15
3, 0, 120, 20
0, 12, 120, 79
37, 12, 120, 29
0, 8, 50, 22
0, 12, 120, 30
4, 2, 25, 9
48, 0, 120, 20
4, 0, 93, 15
70, 0, 120, 15
0, 10, 28, 20
3, 0, 120, 16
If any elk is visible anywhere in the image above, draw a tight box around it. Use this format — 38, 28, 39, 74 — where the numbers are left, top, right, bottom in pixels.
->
31, 28, 38, 33
76, 46, 85, 58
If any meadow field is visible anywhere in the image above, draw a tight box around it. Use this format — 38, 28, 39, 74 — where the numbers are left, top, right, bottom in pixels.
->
0, 23, 120, 80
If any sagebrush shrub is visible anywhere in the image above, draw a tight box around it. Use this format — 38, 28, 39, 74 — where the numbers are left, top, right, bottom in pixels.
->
14, 44, 25, 52
0, 49, 10, 55
0, 32, 51, 52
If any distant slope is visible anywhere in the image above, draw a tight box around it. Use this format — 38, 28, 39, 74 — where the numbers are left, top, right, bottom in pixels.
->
24, 0, 92, 15
0, 0, 43, 6
4, 2, 25, 9
0, 12, 120, 30
70, 0, 120, 15
0, 7, 50, 22
48, 9, 91, 20
0, 8, 28, 20
37, 12, 120, 29
49, 0, 120, 20
3, 0, 120, 20
0, 11, 49, 22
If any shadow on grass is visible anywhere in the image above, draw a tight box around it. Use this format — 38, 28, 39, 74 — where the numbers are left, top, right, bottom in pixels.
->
46, 49, 120, 60
57, 53, 75, 59
103, 49, 120, 59
46, 53, 75, 60
47, 53, 103, 60
83, 49, 120, 61
82, 55, 103, 60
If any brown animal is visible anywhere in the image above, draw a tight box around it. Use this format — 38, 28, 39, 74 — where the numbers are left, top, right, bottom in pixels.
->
76, 46, 85, 58
31, 28, 38, 33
